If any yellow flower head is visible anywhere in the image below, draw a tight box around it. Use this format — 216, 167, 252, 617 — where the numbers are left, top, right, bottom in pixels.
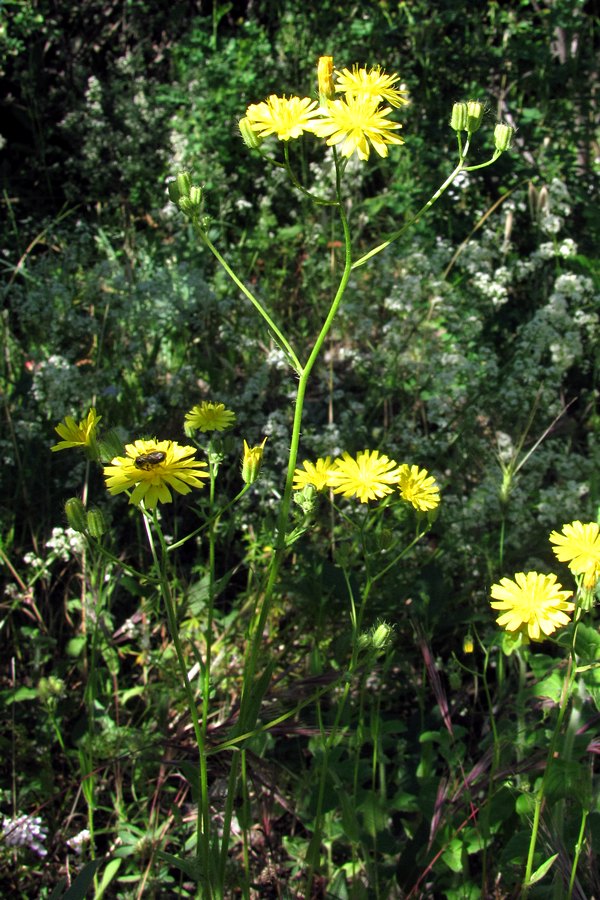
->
549, 520, 600, 590
51, 408, 101, 452
335, 65, 409, 108
327, 449, 401, 503
490, 571, 575, 642
185, 401, 236, 434
293, 457, 333, 492
103, 439, 208, 509
397, 464, 440, 511
245, 95, 321, 141
312, 94, 404, 161
241, 437, 267, 484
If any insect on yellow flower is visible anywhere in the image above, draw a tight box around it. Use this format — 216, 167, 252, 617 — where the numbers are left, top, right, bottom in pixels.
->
103, 439, 209, 509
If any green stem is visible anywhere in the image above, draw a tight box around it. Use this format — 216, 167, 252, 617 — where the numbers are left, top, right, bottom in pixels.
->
568, 806, 588, 900
523, 651, 575, 891
196, 226, 302, 374
141, 510, 212, 894
352, 147, 501, 270
351, 160, 467, 269
240, 150, 353, 702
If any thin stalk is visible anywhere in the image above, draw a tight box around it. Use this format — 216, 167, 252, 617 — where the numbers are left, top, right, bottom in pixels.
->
523, 651, 576, 892
352, 145, 501, 270
239, 150, 353, 704
196, 227, 302, 374
142, 511, 212, 893
568, 806, 588, 899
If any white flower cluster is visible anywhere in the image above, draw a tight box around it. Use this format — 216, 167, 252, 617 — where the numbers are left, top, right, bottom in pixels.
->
2, 813, 48, 857
45, 527, 85, 561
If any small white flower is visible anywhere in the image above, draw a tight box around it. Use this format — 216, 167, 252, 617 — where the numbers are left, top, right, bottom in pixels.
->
66, 828, 91, 853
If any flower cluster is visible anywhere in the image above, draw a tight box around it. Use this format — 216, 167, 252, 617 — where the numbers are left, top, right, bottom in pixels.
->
2, 813, 48, 857
52, 402, 269, 510
490, 519, 600, 643
241, 57, 408, 162
293, 450, 440, 509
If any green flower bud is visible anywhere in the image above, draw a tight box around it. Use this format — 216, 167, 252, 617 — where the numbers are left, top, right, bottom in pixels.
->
293, 483, 318, 514
450, 102, 468, 132
38, 675, 66, 701
176, 170, 191, 198
239, 117, 264, 150
178, 197, 195, 215
65, 497, 87, 533
494, 122, 514, 152
371, 620, 393, 650
241, 438, 267, 485
189, 184, 202, 207
86, 507, 107, 539
466, 100, 484, 134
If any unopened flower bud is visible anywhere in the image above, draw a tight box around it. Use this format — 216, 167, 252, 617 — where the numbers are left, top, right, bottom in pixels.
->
494, 122, 514, 152
318, 56, 335, 103
466, 100, 484, 134
176, 170, 191, 199
463, 634, 474, 654
167, 171, 192, 204
371, 620, 393, 650
293, 483, 318, 514
86, 507, 107, 538
450, 102, 468, 131
65, 497, 87, 533
189, 184, 202, 206
241, 437, 267, 485
239, 117, 264, 150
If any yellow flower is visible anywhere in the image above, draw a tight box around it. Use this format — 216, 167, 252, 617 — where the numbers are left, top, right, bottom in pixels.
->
245, 95, 321, 141
184, 401, 236, 434
327, 449, 401, 503
103, 439, 208, 509
334, 65, 409, 108
293, 457, 333, 492
241, 437, 267, 484
312, 94, 404, 160
490, 571, 575, 642
549, 520, 600, 589
397, 465, 440, 511
51, 408, 101, 452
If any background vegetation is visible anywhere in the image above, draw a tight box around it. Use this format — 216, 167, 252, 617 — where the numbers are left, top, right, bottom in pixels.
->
1, 0, 599, 896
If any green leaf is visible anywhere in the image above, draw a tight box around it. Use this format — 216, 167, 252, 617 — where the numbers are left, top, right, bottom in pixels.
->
156, 850, 202, 883
6, 686, 38, 703
66, 636, 86, 658
528, 852, 558, 884
60, 859, 102, 899
94, 859, 122, 899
